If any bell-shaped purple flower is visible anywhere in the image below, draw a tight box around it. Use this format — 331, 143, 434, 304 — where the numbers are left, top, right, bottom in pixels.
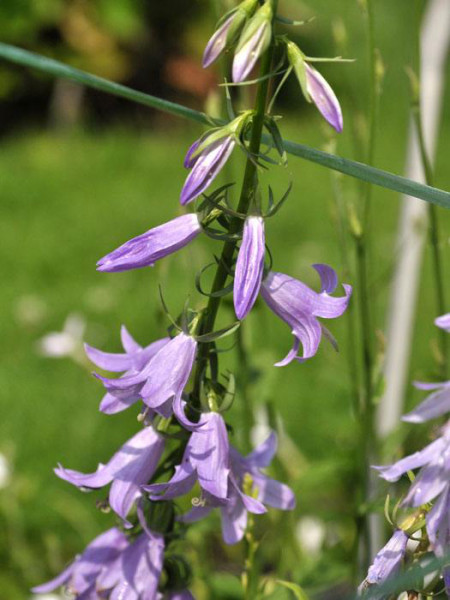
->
98, 531, 165, 599
85, 325, 169, 415
234, 215, 265, 320
436, 313, 450, 332
261, 264, 352, 366
181, 134, 236, 205
32, 527, 128, 596
97, 332, 197, 425
180, 432, 295, 545
232, 2, 273, 82
96, 213, 202, 273
305, 63, 343, 133
359, 529, 408, 594
402, 380, 450, 424
55, 425, 165, 524
144, 411, 230, 501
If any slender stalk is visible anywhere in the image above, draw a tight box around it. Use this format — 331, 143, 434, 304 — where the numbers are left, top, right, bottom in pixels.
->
413, 111, 448, 377
0, 43, 448, 205
192, 4, 277, 404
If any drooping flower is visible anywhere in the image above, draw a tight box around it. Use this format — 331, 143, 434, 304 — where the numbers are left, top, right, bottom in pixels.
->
32, 527, 128, 596
55, 425, 165, 524
358, 529, 408, 594
144, 411, 230, 501
97, 531, 165, 599
232, 2, 273, 82
202, 0, 258, 68
402, 314, 450, 423
181, 134, 236, 206
375, 423, 450, 567
179, 432, 295, 545
261, 264, 352, 366
85, 325, 169, 415
402, 380, 450, 424
234, 215, 265, 320
96, 213, 202, 273
436, 313, 450, 332
97, 332, 197, 425
287, 41, 343, 133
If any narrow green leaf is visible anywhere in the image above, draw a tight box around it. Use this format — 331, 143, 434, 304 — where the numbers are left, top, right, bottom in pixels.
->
276, 580, 309, 600
0, 43, 448, 208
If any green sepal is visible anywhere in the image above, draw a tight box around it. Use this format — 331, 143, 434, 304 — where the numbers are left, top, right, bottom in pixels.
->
263, 115, 287, 163
235, 2, 273, 54
265, 182, 293, 217
219, 372, 236, 412
275, 580, 309, 600
286, 40, 311, 102
196, 321, 240, 343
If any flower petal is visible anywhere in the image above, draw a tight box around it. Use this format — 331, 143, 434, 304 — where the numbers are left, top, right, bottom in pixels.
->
234, 216, 265, 320
305, 63, 343, 133
402, 384, 450, 423
373, 437, 446, 482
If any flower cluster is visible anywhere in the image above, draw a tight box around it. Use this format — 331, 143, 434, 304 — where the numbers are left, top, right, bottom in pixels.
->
34, 2, 352, 597
360, 314, 450, 596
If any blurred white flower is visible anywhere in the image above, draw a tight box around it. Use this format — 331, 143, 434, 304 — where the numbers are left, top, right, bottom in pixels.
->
37, 314, 86, 360
0, 453, 11, 489
296, 516, 326, 557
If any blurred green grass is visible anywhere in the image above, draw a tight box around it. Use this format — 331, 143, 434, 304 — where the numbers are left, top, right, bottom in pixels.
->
1, 0, 450, 597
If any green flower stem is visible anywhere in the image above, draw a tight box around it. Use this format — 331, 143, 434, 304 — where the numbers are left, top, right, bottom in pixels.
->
0, 42, 449, 207
192, 1, 278, 408
413, 110, 448, 378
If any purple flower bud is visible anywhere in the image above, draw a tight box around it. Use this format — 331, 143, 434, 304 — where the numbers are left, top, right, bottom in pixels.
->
203, 14, 236, 68
234, 216, 265, 320
203, 0, 258, 68
55, 425, 165, 524
232, 3, 273, 83
261, 265, 352, 366
359, 530, 408, 593
181, 135, 236, 205
96, 213, 202, 273
436, 313, 450, 332
32, 527, 128, 596
305, 63, 343, 133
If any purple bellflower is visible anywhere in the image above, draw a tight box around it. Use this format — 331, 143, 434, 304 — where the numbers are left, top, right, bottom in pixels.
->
402, 315, 450, 423
179, 432, 295, 545
85, 325, 169, 415
287, 41, 343, 133
305, 63, 343, 133
359, 529, 408, 595
32, 527, 128, 597
261, 264, 352, 366
97, 531, 165, 600
232, 2, 273, 82
202, 0, 258, 68
181, 133, 236, 206
144, 410, 230, 501
97, 332, 197, 426
96, 213, 202, 273
234, 215, 265, 320
436, 313, 450, 332
375, 423, 450, 567
55, 425, 165, 525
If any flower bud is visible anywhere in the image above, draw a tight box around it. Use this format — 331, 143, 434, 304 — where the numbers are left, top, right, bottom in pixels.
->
232, 2, 273, 83
287, 41, 343, 133
203, 0, 259, 68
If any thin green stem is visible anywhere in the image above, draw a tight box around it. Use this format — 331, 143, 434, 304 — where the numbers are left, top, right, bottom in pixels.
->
192, 12, 277, 406
237, 326, 253, 453
0, 43, 448, 206
413, 110, 448, 377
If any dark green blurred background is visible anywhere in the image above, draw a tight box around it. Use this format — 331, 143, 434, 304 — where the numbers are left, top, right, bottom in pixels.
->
0, 1, 449, 598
